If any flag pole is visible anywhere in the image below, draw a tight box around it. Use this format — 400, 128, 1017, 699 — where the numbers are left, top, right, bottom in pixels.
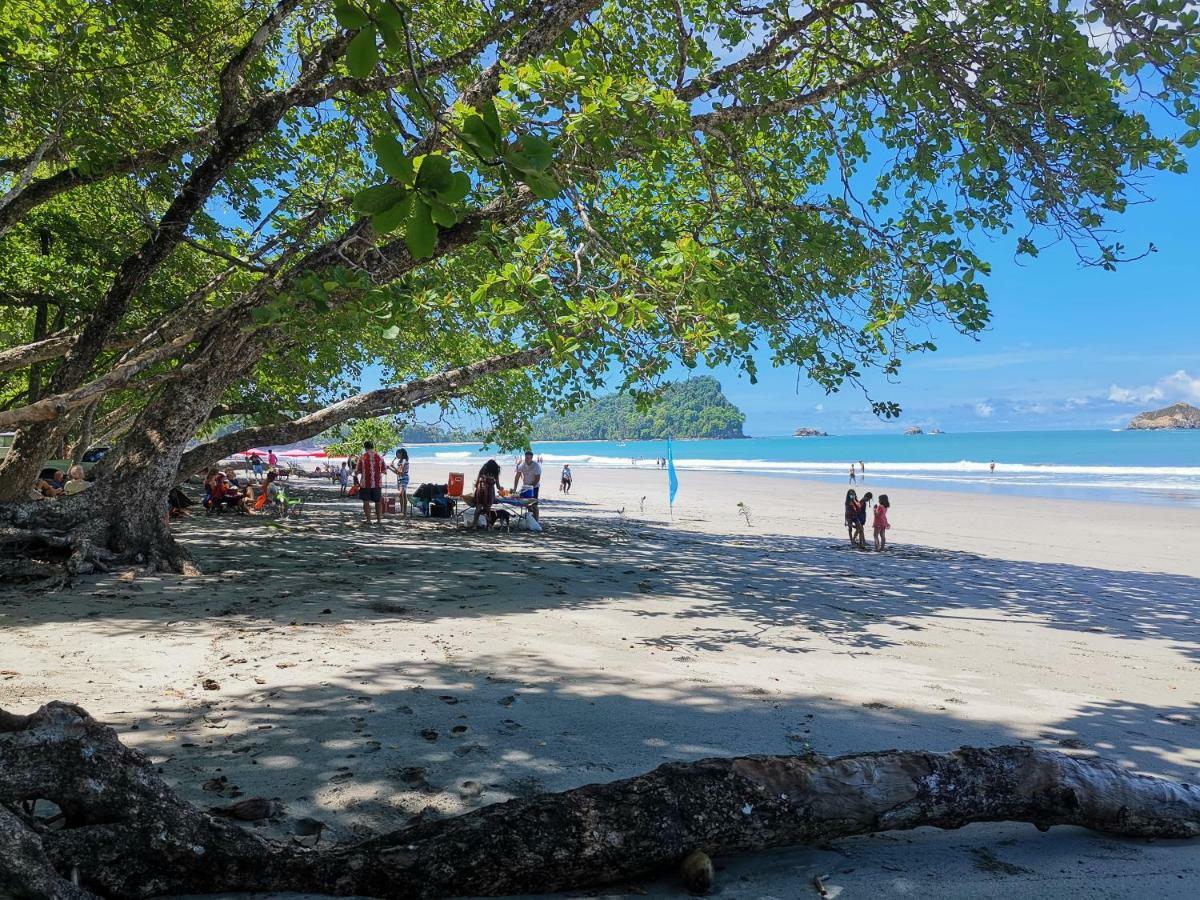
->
667, 435, 679, 522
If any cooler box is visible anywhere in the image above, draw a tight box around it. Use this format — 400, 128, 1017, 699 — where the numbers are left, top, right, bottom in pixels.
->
448, 472, 465, 496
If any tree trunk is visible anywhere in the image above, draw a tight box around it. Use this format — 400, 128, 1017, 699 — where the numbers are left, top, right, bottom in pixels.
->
70, 404, 97, 466
26, 298, 49, 403
2, 701, 1197, 900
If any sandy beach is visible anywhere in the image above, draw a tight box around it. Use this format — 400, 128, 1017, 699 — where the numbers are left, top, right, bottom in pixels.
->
3, 465, 1198, 898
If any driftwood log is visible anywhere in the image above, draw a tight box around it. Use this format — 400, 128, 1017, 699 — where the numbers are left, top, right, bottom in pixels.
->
2, 702, 1198, 898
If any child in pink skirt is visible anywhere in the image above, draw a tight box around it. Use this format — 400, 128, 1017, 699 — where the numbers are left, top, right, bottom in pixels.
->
873, 494, 891, 551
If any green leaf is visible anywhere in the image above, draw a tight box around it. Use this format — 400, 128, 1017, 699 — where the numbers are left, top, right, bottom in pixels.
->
371, 134, 414, 183
405, 197, 437, 259
480, 98, 502, 140
436, 170, 471, 204
347, 27, 378, 78
371, 193, 413, 233
521, 171, 561, 200
376, 0, 406, 29
382, 325, 401, 340
377, 20, 404, 53
428, 200, 458, 227
414, 153, 453, 195
461, 115, 498, 158
515, 134, 554, 171
334, 2, 370, 29
502, 149, 537, 174
353, 183, 408, 214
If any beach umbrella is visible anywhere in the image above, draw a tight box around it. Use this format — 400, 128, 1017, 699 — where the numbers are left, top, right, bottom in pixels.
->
279, 449, 315, 457
241, 448, 270, 456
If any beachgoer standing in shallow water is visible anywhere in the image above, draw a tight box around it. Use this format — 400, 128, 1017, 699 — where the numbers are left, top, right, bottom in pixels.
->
848, 464, 857, 485
990, 460, 996, 475
859, 459, 865, 480
873, 494, 891, 551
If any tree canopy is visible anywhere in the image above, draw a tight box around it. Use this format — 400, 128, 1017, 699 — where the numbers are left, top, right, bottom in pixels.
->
0, 0, 1197, 567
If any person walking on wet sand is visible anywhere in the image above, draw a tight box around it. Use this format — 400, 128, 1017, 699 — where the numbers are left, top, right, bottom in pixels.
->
848, 464, 857, 485
873, 494, 891, 551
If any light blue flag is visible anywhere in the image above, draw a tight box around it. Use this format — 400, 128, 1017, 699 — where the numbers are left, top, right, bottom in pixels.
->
667, 435, 679, 507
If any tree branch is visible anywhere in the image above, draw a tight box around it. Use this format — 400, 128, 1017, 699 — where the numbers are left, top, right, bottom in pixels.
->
176, 346, 550, 477
2, 701, 1198, 899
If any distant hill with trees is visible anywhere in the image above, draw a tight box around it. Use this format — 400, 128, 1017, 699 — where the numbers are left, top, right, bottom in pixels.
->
533, 377, 745, 440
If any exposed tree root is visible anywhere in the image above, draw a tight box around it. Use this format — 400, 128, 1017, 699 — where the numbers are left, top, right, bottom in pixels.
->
0, 490, 197, 581
2, 702, 1198, 898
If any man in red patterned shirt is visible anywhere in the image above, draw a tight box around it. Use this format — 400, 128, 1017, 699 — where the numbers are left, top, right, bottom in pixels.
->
358, 440, 386, 525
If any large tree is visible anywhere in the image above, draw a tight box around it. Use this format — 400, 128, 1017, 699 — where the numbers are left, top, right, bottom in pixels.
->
0, 0, 1197, 571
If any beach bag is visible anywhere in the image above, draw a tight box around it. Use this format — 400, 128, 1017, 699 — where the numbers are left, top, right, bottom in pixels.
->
430, 497, 453, 518
348, 484, 359, 497
386, 496, 396, 513
254, 493, 268, 511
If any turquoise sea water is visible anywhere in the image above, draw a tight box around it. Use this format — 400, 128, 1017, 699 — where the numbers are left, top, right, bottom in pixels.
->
401, 430, 1200, 507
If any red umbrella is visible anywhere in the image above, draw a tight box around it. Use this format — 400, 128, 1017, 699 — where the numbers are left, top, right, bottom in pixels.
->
279, 448, 320, 457
241, 448, 271, 456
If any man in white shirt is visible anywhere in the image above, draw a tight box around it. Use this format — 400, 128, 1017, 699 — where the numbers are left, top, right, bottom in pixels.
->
513, 449, 542, 521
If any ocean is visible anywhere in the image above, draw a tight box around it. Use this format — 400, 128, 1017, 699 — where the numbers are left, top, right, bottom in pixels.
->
400, 430, 1200, 507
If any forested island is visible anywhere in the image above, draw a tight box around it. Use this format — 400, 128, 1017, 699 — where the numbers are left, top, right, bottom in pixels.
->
532, 377, 746, 440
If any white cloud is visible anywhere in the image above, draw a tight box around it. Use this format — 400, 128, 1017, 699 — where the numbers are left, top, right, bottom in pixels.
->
974, 402, 994, 418
814, 403, 824, 412
1108, 370, 1200, 406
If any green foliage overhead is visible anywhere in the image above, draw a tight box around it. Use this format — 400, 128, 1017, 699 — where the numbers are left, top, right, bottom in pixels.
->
1, 0, 1198, 468
533, 377, 745, 441
323, 416, 403, 457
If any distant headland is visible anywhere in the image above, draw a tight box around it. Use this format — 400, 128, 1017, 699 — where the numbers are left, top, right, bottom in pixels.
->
793, 427, 828, 437
1127, 402, 1200, 430
533, 376, 746, 440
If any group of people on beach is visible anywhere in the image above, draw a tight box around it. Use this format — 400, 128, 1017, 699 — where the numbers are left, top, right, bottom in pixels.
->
844, 489, 891, 551
469, 451, 543, 530
200, 466, 289, 518
344, 442, 410, 524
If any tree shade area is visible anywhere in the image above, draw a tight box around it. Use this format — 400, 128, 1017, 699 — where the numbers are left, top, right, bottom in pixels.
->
533, 376, 745, 440
0, 0, 1197, 574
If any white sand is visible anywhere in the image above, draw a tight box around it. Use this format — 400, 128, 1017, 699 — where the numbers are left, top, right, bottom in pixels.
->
2, 464, 1198, 898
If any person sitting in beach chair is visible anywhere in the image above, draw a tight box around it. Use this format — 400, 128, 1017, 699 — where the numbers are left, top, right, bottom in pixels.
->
33, 468, 64, 499
206, 472, 247, 515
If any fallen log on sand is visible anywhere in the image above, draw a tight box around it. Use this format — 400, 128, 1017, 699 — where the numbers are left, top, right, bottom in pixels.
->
2, 702, 1198, 898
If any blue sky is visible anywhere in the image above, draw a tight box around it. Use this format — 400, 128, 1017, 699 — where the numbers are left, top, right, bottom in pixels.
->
392, 160, 1200, 437
681, 159, 1200, 436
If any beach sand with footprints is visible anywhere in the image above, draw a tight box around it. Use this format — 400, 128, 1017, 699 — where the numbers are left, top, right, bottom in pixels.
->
3, 466, 1199, 898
